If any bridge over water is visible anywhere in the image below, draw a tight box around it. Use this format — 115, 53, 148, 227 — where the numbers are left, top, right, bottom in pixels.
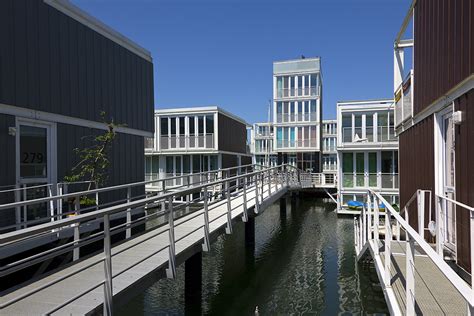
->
0, 165, 334, 315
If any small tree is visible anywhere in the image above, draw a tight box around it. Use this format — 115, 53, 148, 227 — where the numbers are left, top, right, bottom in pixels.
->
64, 112, 124, 206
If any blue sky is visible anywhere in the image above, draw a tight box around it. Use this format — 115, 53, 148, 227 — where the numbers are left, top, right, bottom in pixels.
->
74, 0, 411, 123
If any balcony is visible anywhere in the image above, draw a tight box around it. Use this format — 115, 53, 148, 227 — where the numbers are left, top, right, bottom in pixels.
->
276, 139, 317, 149
276, 87, 319, 99
160, 134, 214, 150
341, 126, 396, 144
394, 70, 413, 129
342, 173, 399, 189
276, 113, 317, 123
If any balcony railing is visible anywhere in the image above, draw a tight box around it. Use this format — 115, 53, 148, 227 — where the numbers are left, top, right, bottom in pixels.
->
276, 87, 319, 98
394, 70, 413, 128
276, 112, 317, 123
276, 139, 317, 149
341, 126, 396, 143
342, 173, 399, 189
160, 134, 214, 150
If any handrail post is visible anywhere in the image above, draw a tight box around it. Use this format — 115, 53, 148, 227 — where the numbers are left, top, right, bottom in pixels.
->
48, 184, 55, 223
406, 233, 415, 316
225, 180, 233, 234
286, 165, 289, 187
374, 195, 380, 255
367, 195, 372, 240
417, 190, 425, 236
260, 172, 264, 202
202, 187, 211, 251
73, 197, 80, 261
126, 186, 131, 239
362, 204, 366, 245
103, 213, 113, 316
254, 173, 259, 214
166, 196, 177, 278
186, 174, 191, 213
268, 169, 271, 195
22, 184, 27, 229
56, 183, 62, 221
436, 196, 444, 256
385, 209, 392, 287
404, 206, 409, 241
242, 176, 249, 222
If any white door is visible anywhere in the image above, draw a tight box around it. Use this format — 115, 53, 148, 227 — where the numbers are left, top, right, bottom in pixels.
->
442, 112, 456, 252
16, 119, 56, 225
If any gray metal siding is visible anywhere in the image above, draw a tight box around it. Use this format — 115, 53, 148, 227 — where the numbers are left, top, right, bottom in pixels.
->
0, 0, 154, 132
0, 114, 16, 228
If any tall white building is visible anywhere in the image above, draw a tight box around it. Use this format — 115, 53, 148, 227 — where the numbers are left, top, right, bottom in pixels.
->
273, 57, 323, 172
250, 122, 277, 167
337, 99, 399, 208
322, 120, 337, 173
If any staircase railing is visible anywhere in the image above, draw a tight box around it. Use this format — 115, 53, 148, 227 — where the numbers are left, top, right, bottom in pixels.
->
355, 189, 474, 315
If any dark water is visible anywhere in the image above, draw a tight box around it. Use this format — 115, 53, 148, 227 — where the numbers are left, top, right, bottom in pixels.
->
117, 197, 388, 315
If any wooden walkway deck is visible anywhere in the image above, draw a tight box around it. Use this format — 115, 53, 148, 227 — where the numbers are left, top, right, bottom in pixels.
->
367, 240, 466, 315
1, 182, 286, 315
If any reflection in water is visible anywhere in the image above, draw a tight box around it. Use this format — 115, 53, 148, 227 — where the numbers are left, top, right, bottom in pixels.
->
118, 197, 388, 315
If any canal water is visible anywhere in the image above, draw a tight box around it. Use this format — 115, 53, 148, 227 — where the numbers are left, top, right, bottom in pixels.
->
118, 196, 388, 315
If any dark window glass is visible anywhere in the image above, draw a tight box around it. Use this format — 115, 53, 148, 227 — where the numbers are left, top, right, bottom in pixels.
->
206, 115, 214, 134
179, 117, 185, 135
160, 118, 168, 135
198, 116, 204, 135
183, 155, 190, 173
170, 118, 176, 135
193, 155, 201, 173
189, 117, 195, 135
381, 151, 393, 173
342, 153, 353, 173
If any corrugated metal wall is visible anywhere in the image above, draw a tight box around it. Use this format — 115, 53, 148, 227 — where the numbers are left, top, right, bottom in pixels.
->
454, 89, 474, 272
414, 0, 474, 115
0, 0, 154, 132
217, 113, 247, 154
399, 116, 435, 236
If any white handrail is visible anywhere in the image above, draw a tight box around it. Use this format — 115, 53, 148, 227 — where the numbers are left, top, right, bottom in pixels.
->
362, 190, 473, 310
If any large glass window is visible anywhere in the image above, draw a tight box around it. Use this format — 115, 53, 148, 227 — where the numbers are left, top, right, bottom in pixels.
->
366, 114, 374, 142
378, 112, 388, 141
189, 117, 195, 135
354, 115, 362, 140
342, 114, 351, 142
166, 156, 173, 175
206, 115, 214, 134
368, 152, 377, 187
356, 152, 365, 187
342, 153, 353, 187
160, 118, 168, 136
170, 118, 176, 136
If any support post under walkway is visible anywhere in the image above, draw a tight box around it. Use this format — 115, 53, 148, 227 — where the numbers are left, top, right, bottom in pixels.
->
185, 251, 202, 315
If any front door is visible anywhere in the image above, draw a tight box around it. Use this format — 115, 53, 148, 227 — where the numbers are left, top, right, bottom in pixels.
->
442, 111, 456, 253
16, 119, 56, 225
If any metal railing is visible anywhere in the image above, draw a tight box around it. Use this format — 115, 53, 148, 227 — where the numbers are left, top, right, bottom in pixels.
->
276, 112, 317, 123
394, 70, 414, 128
342, 173, 398, 189
276, 139, 317, 149
276, 87, 319, 98
160, 134, 214, 150
355, 189, 474, 315
341, 126, 396, 143
299, 172, 337, 188
0, 164, 265, 234
0, 164, 298, 315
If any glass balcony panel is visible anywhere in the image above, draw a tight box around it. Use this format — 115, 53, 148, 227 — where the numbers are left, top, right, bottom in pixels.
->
368, 173, 377, 187
342, 127, 352, 143
343, 173, 353, 188
355, 173, 365, 187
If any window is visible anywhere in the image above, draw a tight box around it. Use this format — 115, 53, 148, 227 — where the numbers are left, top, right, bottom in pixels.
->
354, 115, 362, 140
189, 117, 195, 135
342, 114, 352, 143
160, 118, 168, 136
206, 115, 214, 134
366, 114, 374, 142
198, 116, 204, 135
342, 153, 353, 187
170, 118, 176, 136
183, 155, 190, 174
368, 152, 377, 187
179, 117, 185, 135
356, 153, 364, 187
166, 156, 173, 175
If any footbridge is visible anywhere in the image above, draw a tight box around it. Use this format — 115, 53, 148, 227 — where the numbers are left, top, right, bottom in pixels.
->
0, 164, 318, 315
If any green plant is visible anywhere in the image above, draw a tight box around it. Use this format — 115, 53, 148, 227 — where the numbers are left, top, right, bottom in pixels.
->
64, 112, 124, 206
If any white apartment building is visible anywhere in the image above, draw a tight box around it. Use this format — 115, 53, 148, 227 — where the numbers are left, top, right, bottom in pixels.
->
322, 120, 337, 173
250, 122, 277, 167
273, 57, 323, 172
337, 99, 399, 208
145, 106, 252, 189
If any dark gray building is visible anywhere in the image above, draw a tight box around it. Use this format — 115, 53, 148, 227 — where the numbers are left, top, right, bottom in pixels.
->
0, 0, 154, 229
